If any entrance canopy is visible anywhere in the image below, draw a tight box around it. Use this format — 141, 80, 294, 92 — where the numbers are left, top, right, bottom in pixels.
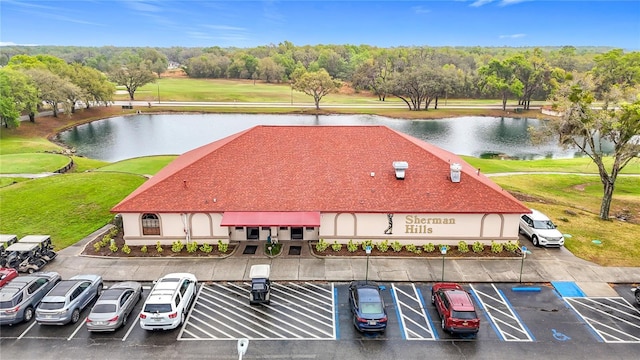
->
220, 212, 321, 227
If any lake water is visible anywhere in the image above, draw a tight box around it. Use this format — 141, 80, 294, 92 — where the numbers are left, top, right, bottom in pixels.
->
57, 114, 593, 162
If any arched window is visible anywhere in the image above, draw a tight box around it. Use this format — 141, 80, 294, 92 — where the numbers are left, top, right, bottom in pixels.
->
142, 213, 160, 235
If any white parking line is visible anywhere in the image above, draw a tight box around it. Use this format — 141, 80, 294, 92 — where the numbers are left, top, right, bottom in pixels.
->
391, 284, 435, 340
564, 297, 640, 343
67, 315, 88, 341
17, 320, 38, 340
470, 284, 533, 342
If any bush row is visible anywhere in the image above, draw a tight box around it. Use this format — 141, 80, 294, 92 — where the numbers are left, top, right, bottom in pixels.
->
315, 239, 520, 255
94, 238, 229, 255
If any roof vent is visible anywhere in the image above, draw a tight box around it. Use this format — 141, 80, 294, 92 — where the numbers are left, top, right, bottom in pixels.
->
450, 163, 462, 183
392, 161, 408, 180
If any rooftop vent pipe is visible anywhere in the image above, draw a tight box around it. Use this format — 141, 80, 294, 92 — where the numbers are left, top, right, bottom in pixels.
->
450, 163, 462, 183
393, 161, 409, 180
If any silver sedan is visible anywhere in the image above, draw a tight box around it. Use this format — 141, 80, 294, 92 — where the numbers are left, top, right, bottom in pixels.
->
86, 281, 142, 332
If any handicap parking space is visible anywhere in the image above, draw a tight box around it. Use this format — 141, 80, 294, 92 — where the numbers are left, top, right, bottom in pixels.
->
563, 295, 640, 343
390, 283, 436, 340
181, 281, 336, 340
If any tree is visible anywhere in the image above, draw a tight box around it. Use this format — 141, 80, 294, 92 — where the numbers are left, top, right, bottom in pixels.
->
25, 68, 80, 117
292, 69, 339, 110
0, 68, 38, 127
109, 59, 156, 100
140, 48, 169, 78
534, 74, 640, 220
506, 49, 552, 110
258, 57, 285, 83
479, 59, 523, 111
67, 63, 115, 108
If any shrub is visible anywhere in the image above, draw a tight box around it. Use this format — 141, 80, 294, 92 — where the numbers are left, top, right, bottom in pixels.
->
156, 241, 163, 253
504, 241, 519, 252
347, 240, 359, 253
100, 234, 111, 247
376, 240, 389, 253
437, 244, 451, 253
458, 241, 469, 253
200, 243, 213, 253
266, 243, 281, 255
423, 243, 435, 253
141, 245, 148, 253
93, 242, 103, 252
217, 240, 229, 253
109, 242, 118, 253
361, 240, 373, 251
122, 244, 131, 254
491, 241, 504, 253
109, 227, 118, 238
187, 241, 198, 253
171, 240, 184, 253
405, 244, 417, 253
391, 241, 403, 252
472, 241, 484, 253
315, 238, 329, 252
331, 241, 342, 252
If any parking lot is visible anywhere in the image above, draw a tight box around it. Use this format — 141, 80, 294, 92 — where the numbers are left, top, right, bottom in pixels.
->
2, 281, 639, 346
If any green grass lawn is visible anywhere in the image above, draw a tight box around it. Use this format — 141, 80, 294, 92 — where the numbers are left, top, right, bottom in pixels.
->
0, 153, 71, 173
95, 156, 177, 175
0, 137, 62, 154
0, 172, 146, 250
463, 156, 640, 174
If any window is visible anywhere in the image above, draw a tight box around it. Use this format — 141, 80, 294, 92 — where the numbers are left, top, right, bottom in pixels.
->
235, 227, 244, 231
279, 227, 287, 231
179, 281, 189, 296
174, 294, 181, 307
142, 213, 160, 235
28, 280, 44, 294
305, 227, 315, 231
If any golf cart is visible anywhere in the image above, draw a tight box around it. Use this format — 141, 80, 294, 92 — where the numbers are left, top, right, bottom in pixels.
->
18, 235, 57, 262
4, 242, 48, 274
249, 264, 271, 305
0, 235, 19, 267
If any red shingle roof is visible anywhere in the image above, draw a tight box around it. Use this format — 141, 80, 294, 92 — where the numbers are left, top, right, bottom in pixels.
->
111, 125, 529, 214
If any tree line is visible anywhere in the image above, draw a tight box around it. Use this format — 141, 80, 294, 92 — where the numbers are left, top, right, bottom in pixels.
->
0, 42, 637, 222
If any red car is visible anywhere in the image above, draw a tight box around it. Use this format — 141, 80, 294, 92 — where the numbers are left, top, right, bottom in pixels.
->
431, 282, 480, 335
0, 267, 18, 288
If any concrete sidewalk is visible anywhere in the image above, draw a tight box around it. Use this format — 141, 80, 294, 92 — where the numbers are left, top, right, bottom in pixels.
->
43, 227, 640, 298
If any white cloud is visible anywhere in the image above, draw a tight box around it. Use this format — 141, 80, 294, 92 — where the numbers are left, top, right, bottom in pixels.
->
470, 0, 495, 7
499, 33, 526, 39
0, 41, 39, 46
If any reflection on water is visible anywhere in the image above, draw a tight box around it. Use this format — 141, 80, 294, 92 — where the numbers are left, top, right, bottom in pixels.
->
57, 114, 607, 162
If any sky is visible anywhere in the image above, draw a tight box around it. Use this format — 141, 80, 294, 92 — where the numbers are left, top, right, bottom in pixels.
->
1, 0, 639, 49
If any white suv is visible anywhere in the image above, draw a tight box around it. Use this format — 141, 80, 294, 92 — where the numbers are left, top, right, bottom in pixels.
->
139, 273, 197, 330
519, 209, 565, 247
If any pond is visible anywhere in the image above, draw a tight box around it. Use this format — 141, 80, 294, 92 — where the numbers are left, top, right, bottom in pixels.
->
57, 114, 598, 162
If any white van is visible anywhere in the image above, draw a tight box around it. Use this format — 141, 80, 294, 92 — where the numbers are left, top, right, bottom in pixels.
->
139, 273, 197, 330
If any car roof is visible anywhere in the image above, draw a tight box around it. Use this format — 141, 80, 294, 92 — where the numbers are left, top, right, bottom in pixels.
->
46, 280, 84, 296
18, 235, 51, 243
99, 288, 128, 300
4, 242, 39, 251
356, 286, 382, 303
444, 290, 475, 311
528, 209, 551, 220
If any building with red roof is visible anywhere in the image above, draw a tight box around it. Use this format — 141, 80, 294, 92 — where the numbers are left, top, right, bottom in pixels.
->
112, 125, 530, 247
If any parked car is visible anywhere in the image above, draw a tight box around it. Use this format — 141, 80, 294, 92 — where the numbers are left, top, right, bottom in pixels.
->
519, 209, 565, 247
35, 274, 103, 325
0, 272, 61, 325
0, 267, 18, 288
348, 281, 387, 333
86, 281, 143, 332
139, 273, 197, 330
431, 282, 480, 335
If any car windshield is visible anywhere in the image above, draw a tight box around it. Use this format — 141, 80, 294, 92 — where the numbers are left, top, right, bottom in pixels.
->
144, 304, 172, 313
38, 301, 65, 310
91, 304, 117, 313
452, 310, 477, 319
533, 220, 556, 229
360, 302, 383, 314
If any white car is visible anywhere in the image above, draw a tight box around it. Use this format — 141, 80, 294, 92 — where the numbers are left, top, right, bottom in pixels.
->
519, 209, 565, 247
139, 273, 197, 330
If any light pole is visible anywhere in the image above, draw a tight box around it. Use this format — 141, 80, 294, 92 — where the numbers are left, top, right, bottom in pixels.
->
440, 245, 447, 281
519, 246, 530, 283
365, 245, 372, 283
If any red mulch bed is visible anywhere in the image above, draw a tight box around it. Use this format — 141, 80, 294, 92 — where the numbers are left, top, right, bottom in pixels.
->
83, 229, 234, 258
313, 246, 520, 258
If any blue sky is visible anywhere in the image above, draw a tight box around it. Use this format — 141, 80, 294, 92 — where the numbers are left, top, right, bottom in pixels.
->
1, 1, 638, 49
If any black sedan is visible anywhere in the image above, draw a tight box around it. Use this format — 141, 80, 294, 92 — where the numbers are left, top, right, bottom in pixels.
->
348, 281, 387, 333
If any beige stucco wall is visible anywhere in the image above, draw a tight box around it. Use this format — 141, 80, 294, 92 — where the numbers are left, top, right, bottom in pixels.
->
121, 211, 521, 246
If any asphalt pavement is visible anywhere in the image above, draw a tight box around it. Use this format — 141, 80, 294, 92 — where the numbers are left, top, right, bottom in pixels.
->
45, 225, 640, 298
